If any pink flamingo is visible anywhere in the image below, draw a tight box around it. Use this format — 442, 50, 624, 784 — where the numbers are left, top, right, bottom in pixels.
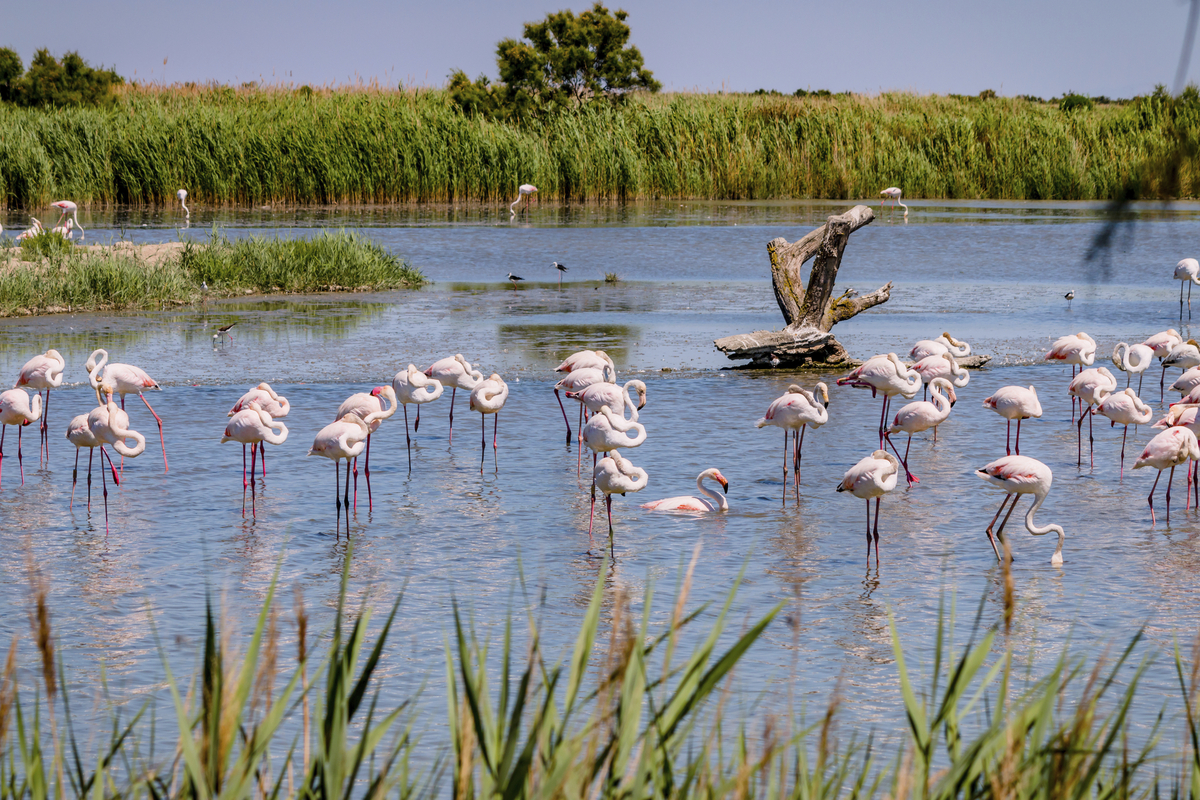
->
14, 348, 65, 464
221, 404, 288, 516
553, 362, 616, 446
229, 383, 290, 418
51, 200, 83, 240
308, 413, 370, 533
1174, 371, 1200, 399
65, 412, 120, 515
1142, 329, 1184, 400
885, 377, 956, 486
14, 218, 42, 242
509, 183, 538, 215
50, 218, 74, 239
469, 373, 509, 474
836, 450, 899, 566
1068, 366, 1118, 467
0, 389, 41, 487
555, 349, 616, 374
1161, 339, 1200, 402
1045, 332, 1096, 421
911, 352, 969, 398
1134, 426, 1200, 524
568, 379, 646, 419
1092, 388, 1152, 477
974, 456, 1065, 566
85, 393, 145, 533
910, 333, 971, 361
982, 385, 1042, 456
1151, 404, 1200, 507
424, 354, 483, 444
86, 349, 168, 472
837, 353, 922, 447
591, 451, 648, 558
641, 468, 728, 512
754, 382, 829, 496
392, 365, 444, 469
582, 404, 647, 529
1176, 258, 1200, 319
878, 187, 908, 216
335, 386, 397, 510
1111, 341, 1155, 393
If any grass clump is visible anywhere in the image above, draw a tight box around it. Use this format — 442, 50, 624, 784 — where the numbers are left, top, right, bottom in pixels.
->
604, 271, 620, 283
18, 230, 73, 259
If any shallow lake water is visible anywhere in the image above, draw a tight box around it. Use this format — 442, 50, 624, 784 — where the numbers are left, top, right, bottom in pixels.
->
3, 199, 1200, 759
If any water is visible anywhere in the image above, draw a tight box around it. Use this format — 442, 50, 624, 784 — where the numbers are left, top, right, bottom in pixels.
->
3, 199, 1200, 760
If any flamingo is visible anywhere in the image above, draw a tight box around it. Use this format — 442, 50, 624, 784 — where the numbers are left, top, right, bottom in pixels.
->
1171, 367, 1200, 396
308, 413, 370, 532
553, 261, 568, 288
754, 382, 829, 496
591, 451, 648, 559
1161, 340, 1200, 402
879, 187, 908, 216
553, 364, 616, 448
177, 189, 190, 219
641, 468, 728, 512
568, 379, 646, 420
1134, 426, 1200, 524
1111, 341, 1155, 392
86, 349, 168, 472
836, 450, 899, 565
222, 404, 288, 516
50, 218, 74, 239
911, 351, 970, 397
1176, 258, 1200, 319
1045, 332, 1096, 421
836, 354, 922, 447
509, 183, 537, 215
910, 332, 971, 361
556, 349, 616, 375
0, 389, 41, 487
229, 383, 290, 418
885, 377, 956, 486
1068, 366, 1118, 467
14, 218, 43, 242
982, 385, 1042, 456
1092, 388, 1153, 477
469, 373, 509, 474
582, 404, 647, 524
335, 386, 397, 510
65, 411, 120, 516
1143, 329, 1184, 400
424, 354, 483, 444
14, 348, 65, 464
1153, 403, 1200, 506
50, 201, 83, 240
974, 456, 1065, 566
392, 364, 443, 469
67, 393, 143, 533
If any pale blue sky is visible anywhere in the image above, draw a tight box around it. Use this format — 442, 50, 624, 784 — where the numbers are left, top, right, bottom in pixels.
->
7, 0, 1197, 98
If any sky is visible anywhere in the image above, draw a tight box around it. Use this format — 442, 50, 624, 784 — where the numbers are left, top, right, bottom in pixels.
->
6, 0, 1198, 98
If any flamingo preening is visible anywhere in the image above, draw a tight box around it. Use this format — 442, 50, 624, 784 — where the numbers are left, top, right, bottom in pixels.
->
393, 365, 444, 469
335, 386, 397, 510
424, 354, 483, 444
591, 451, 648, 558
975, 456, 1065, 566
1093, 388, 1152, 477
837, 449, 899, 566
1045, 332, 1096, 422
308, 413, 370, 535
1068, 366, 1118, 467
221, 404, 288, 516
1176, 258, 1200, 319
754, 382, 829, 499
1111, 341, 1155, 393
14, 348, 65, 465
470, 373, 509, 474
1143, 329, 1184, 400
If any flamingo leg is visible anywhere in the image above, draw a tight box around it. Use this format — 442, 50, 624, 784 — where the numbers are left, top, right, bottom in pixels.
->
555, 389, 572, 446
781, 429, 788, 505
1190, 282, 1193, 319
884, 433, 917, 486
577, 404, 585, 474
364, 434, 372, 512
796, 425, 806, 483
17, 424, 24, 486
249, 443, 257, 518
1162, 364, 1168, 404
493, 413, 499, 473
1148, 470, 1162, 524
1087, 406, 1095, 468
1138, 372, 1145, 396
1076, 408, 1085, 466
448, 387, 456, 445
70, 447, 79, 506
606, 495, 616, 560
260, 442, 266, 479
403, 405, 412, 471
1, 424, 6, 488
993, 494, 1023, 558
334, 460, 342, 528
480, 413, 486, 474
1182, 280, 1186, 319
1168, 465, 1177, 523
1006, 419, 1012, 456
984, 494, 1015, 560
864, 499, 871, 561
98, 447, 110, 535
242, 444, 248, 513
1120, 425, 1128, 479
1015, 418, 1023, 455
878, 395, 888, 449
587, 479, 597, 548
873, 496, 881, 567
138, 392, 168, 472
414, 403, 420, 432
351, 455, 358, 512
40, 390, 49, 466
86, 448, 93, 511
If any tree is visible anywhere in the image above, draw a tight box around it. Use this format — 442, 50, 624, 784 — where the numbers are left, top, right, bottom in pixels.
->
0, 48, 123, 108
0, 48, 22, 103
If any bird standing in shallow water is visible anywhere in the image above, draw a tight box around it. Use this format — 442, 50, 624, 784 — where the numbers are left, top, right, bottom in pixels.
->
592, 450, 648, 558
553, 261, 567, 288
222, 403, 288, 517
86, 349, 168, 472
982, 385, 1042, 456
885, 377, 956, 486
177, 189, 189, 220
755, 383, 829, 499
334, 386, 397, 510
393, 365, 443, 469
14, 348, 65, 465
879, 187, 907, 216
470, 373, 509, 474
0, 389, 41, 487
837, 450, 899, 566
975, 456, 1065, 566
510, 184, 537, 215
1064, 290, 1075, 308
1176, 258, 1200, 319
837, 354, 921, 448
425, 354, 483, 444
308, 413, 370, 536
1134, 426, 1200, 524
51, 200, 83, 240
507, 272, 524, 290
1093, 388, 1152, 477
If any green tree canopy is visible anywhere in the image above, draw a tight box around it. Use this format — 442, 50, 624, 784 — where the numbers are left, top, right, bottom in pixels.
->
0, 48, 123, 107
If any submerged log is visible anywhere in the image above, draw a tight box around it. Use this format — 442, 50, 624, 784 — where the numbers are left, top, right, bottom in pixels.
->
716, 204, 892, 367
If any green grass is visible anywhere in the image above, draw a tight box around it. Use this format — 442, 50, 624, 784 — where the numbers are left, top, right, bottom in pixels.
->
0, 85, 1197, 207
0, 229, 424, 316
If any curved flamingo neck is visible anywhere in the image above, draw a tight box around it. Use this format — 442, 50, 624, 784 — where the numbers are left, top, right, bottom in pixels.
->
696, 473, 728, 510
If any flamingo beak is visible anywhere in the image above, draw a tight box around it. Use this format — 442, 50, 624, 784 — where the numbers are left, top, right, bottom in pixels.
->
719, 477, 729, 494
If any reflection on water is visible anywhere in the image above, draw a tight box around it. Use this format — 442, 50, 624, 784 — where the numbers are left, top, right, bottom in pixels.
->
497, 324, 638, 369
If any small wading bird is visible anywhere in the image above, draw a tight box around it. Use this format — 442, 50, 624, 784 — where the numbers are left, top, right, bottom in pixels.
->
837, 450, 899, 566
51, 200, 83, 240
879, 187, 908, 216
1175, 258, 1200, 319
392, 364, 444, 469
335, 386, 397, 510
1068, 366, 1118, 467
910, 333, 971, 361
1064, 290, 1075, 308
837, 354, 922, 448
885, 377, 957, 486
553, 261, 567, 288
221, 403, 288, 516
424, 354, 483, 444
1134, 426, 1200, 524
982, 385, 1042, 456
975, 456, 1065, 566
177, 189, 189, 219
470, 373, 509, 474
308, 413, 370, 535
1093, 388, 1153, 477
86, 349, 168, 472
0, 388, 42, 487
1112, 341, 1155, 393
14, 348, 65, 465
509, 183, 537, 215
507, 272, 524, 290
592, 450, 648, 558
1045, 332, 1096, 421
642, 468, 729, 512
754, 383, 829, 498
213, 322, 236, 344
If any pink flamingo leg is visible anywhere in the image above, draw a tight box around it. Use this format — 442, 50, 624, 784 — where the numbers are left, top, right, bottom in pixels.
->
796, 425, 806, 484
137, 392, 168, 472
40, 390, 49, 465
448, 387, 456, 445
873, 497, 882, 567
493, 413, 499, 473
241, 444, 248, 513
1148, 470, 1162, 524
1120, 426, 1128, 479
364, 434, 372, 512
1167, 465, 1177, 523
884, 433, 918, 486
781, 429, 788, 505
1075, 410, 1085, 466
554, 389, 573, 446
98, 446, 120, 535
414, 404, 420, 432
605, 495, 616, 560
1087, 407, 1095, 468
249, 443, 258, 518
260, 442, 266, 479
17, 424, 24, 486
403, 405, 412, 470
351, 455, 358, 512
1015, 418, 1022, 455
587, 481, 598, 549
334, 461, 343, 529
864, 499, 872, 561
86, 449, 93, 511
0, 425, 6, 488
984, 493, 1015, 560
71, 447, 79, 506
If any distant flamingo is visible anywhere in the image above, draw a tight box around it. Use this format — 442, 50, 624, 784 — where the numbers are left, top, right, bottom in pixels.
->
553, 363, 616, 447
837, 354, 922, 447
885, 377, 956, 486
177, 189, 190, 219
591, 451, 648, 558
14, 218, 42, 242
910, 333, 971, 361
879, 187, 908, 216
510, 184, 537, 215
1045, 332, 1096, 421
86, 349, 168, 472
1111, 341, 1155, 392
1134, 426, 1200, 524
641, 468, 728, 512
911, 351, 969, 397
982, 385, 1042, 455
15, 348, 65, 464
470, 373, 509, 473
836, 450, 899, 565
221, 404, 288, 516
0, 389, 41, 487
50, 218, 74, 239
1068, 366, 1118, 467
754, 382, 829, 496
51, 200, 83, 240
335, 386, 397, 510
424, 354, 483, 444
308, 413, 370, 532
392, 364, 444, 469
1093, 388, 1153, 477
974, 456, 1065, 566
1176, 258, 1200, 319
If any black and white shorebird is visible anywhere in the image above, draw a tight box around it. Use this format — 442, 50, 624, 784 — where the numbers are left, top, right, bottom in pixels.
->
553, 261, 567, 288
1065, 290, 1075, 309
507, 272, 525, 290
213, 322, 236, 344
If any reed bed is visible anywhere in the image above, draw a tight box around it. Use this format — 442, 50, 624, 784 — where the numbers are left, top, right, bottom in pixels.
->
1, 86, 1196, 208
3, 543, 1199, 799
0, 230, 423, 316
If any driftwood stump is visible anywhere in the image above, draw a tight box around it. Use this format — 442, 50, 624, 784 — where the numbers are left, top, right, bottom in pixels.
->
715, 205, 891, 367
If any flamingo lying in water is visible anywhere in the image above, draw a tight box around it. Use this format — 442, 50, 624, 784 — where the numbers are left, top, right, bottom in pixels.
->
641, 468, 728, 512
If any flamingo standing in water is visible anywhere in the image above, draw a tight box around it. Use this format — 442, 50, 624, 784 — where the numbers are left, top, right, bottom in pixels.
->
982, 385, 1042, 456
582, 404, 647, 532
86, 349, 168, 472
1045, 332, 1096, 421
641, 468, 728, 512
754, 382, 829, 497
591, 451, 648, 559
1134, 426, 1200, 524
1171, 367, 1200, 397
1068, 366, 1118, 467
65, 411, 120, 515
910, 333, 971, 360
1093, 388, 1153, 477
1143, 329, 1183, 400
911, 351, 970, 399
14, 348, 65, 464
335, 386, 397, 510
1112, 341, 1155, 393
51, 200, 83, 240
1175, 258, 1200, 319
393, 365, 443, 469
0, 389, 41, 487
228, 383, 289, 478
1161, 340, 1200, 403
1152, 403, 1200, 506
221, 404, 288, 516
424, 354, 483, 444
177, 189, 190, 220
509, 184, 537, 215
553, 363, 616, 446
879, 187, 907, 216
308, 413, 370, 534
974, 456, 1065, 566
470, 373, 509, 474
568, 379, 646, 421
885, 377, 956, 486
836, 450, 899, 566
837, 354, 922, 447
66, 392, 144, 533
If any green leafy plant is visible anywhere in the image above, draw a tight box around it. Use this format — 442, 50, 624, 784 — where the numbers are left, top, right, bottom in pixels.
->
0, 48, 123, 108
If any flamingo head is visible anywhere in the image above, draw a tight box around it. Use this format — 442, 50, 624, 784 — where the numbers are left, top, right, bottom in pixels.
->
711, 470, 729, 493
370, 386, 384, 398
816, 383, 830, 408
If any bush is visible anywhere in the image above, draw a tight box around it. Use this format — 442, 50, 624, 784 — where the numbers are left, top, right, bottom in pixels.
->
1059, 93, 1095, 112
0, 48, 123, 108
